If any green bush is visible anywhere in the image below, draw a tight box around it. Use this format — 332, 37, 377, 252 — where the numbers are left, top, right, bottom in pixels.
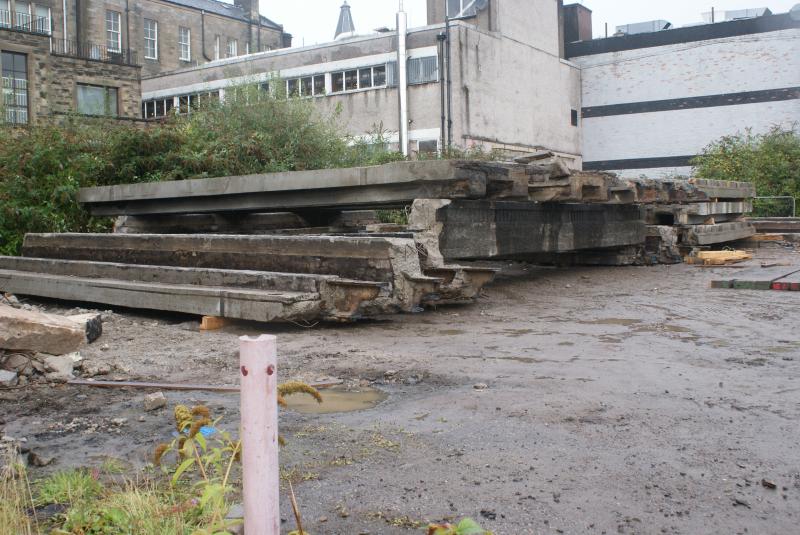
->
692, 126, 800, 215
0, 90, 404, 255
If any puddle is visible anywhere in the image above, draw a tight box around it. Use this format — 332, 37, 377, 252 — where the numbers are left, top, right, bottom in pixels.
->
439, 329, 467, 336
283, 385, 387, 414
582, 318, 643, 327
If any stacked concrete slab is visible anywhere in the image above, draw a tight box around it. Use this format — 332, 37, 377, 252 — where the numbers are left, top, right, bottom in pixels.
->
8, 158, 740, 321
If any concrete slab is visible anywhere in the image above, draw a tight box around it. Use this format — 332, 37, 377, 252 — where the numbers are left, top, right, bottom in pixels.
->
0, 269, 323, 323
680, 222, 756, 245
21, 233, 439, 313
410, 200, 645, 261
79, 160, 529, 217
0, 256, 384, 321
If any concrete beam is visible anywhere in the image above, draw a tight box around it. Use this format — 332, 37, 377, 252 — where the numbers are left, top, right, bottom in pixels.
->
679, 221, 756, 245
409, 200, 646, 261
0, 270, 324, 323
21, 233, 440, 313
79, 160, 529, 217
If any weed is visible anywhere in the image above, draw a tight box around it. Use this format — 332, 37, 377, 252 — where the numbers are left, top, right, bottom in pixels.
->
428, 518, 493, 535
0, 445, 38, 535
35, 468, 102, 506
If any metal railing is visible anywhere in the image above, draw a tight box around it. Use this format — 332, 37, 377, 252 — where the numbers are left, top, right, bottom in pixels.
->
51, 39, 139, 66
0, 12, 50, 35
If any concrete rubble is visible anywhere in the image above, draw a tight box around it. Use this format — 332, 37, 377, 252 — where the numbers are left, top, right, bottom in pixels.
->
0, 303, 87, 355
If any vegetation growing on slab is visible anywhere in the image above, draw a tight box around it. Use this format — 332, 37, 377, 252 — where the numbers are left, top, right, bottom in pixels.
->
693, 126, 800, 216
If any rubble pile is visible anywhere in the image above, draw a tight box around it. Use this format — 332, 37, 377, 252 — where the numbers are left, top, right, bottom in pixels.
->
0, 295, 106, 387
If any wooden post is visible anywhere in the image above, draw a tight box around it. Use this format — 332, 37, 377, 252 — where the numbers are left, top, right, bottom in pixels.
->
239, 334, 279, 535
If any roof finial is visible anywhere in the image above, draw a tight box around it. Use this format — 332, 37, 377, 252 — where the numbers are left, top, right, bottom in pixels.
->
335, 1, 356, 40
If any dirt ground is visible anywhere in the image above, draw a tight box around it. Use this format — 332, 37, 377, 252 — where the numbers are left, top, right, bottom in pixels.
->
2, 243, 799, 535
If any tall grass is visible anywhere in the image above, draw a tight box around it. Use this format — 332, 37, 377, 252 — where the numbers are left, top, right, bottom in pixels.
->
0, 445, 39, 535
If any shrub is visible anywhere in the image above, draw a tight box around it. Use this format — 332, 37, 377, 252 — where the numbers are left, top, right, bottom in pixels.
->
0, 90, 404, 255
692, 126, 800, 215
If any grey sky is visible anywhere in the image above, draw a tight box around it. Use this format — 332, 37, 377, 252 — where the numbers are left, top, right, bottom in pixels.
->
258, 0, 798, 47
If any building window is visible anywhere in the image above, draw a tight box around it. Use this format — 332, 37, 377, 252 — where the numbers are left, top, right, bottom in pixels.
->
143, 19, 158, 60
77, 84, 118, 116
34, 5, 50, 34
447, 0, 464, 17
179, 27, 191, 61
227, 38, 238, 58
285, 74, 326, 98
214, 35, 220, 60
14, 0, 30, 29
106, 10, 122, 52
571, 109, 579, 127
408, 57, 438, 84
313, 74, 325, 95
331, 65, 388, 93
331, 72, 344, 93
418, 140, 439, 155
1, 51, 28, 124
0, 0, 10, 29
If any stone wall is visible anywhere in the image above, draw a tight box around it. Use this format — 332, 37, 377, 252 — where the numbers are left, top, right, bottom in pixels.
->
4, 0, 289, 78
1, 26, 141, 123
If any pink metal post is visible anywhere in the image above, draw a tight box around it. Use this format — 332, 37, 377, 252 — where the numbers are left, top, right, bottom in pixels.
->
239, 335, 280, 535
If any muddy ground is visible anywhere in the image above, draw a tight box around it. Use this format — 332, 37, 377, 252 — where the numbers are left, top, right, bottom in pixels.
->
2, 243, 799, 535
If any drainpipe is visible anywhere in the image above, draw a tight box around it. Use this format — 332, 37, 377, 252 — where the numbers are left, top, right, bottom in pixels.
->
201, 10, 211, 61
445, 0, 453, 148
62, 0, 67, 49
125, 0, 130, 60
75, 0, 80, 45
437, 32, 446, 153
397, 2, 409, 157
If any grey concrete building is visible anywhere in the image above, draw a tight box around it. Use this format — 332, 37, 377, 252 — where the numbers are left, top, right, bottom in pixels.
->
142, 0, 584, 163
141, 1, 800, 178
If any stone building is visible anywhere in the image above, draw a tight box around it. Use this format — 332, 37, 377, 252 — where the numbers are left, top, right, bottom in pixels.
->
1, 0, 290, 78
1, 17, 141, 124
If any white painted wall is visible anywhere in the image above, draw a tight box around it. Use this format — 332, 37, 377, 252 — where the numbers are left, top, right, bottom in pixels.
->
573, 28, 800, 178
576, 29, 800, 107
583, 100, 800, 162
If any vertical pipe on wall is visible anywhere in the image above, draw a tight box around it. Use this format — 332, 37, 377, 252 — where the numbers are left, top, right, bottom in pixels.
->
445, 1, 453, 148
437, 32, 446, 153
62, 0, 67, 48
397, 2, 409, 157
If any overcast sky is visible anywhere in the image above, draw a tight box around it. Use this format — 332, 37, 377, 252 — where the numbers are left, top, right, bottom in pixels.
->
258, 0, 798, 46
